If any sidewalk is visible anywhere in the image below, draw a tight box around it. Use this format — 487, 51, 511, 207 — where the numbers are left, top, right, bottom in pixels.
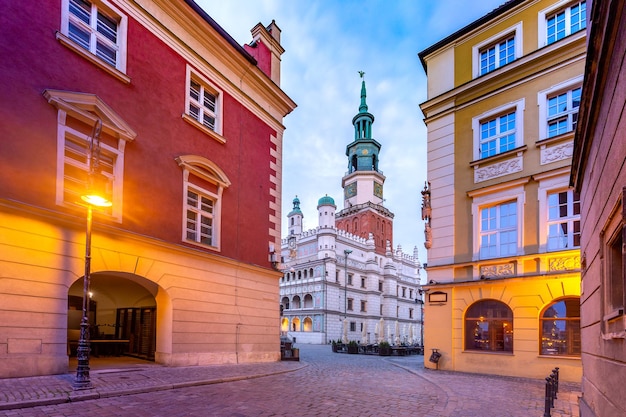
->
0, 358, 305, 411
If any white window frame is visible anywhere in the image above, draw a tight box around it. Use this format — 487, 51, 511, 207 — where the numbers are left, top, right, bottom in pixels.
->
44, 89, 136, 221
470, 181, 526, 261
176, 155, 231, 251
472, 23, 523, 78
58, 0, 128, 80
183, 66, 226, 144
537, 170, 580, 253
538, 0, 587, 48
472, 99, 525, 161
537, 76, 584, 140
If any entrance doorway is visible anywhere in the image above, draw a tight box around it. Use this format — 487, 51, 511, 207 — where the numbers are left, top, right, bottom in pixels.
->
68, 272, 158, 365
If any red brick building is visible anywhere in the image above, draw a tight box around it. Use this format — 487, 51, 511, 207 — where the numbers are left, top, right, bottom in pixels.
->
0, 0, 295, 377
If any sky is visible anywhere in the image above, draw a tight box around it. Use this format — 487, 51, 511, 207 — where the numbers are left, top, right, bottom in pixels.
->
196, 0, 505, 263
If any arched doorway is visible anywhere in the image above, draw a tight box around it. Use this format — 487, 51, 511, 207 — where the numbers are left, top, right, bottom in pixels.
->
68, 272, 160, 365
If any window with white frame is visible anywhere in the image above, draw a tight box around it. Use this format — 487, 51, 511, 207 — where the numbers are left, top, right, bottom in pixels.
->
184, 68, 224, 142
59, 0, 128, 73
547, 87, 581, 137
185, 188, 215, 246
470, 180, 526, 262
479, 112, 516, 159
479, 36, 515, 75
44, 89, 135, 219
479, 200, 518, 259
545, 1, 586, 45
472, 23, 522, 78
547, 189, 580, 250
472, 100, 525, 161
176, 155, 231, 251
538, 76, 583, 140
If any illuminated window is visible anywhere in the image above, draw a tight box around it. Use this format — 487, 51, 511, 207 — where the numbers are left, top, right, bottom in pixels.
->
465, 300, 513, 352
540, 298, 580, 356
59, 0, 128, 74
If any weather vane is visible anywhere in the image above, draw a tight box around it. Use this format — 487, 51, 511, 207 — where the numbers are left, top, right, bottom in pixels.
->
358, 70, 365, 78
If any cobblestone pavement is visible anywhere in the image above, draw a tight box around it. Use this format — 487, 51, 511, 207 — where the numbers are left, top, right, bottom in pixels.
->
0, 345, 580, 417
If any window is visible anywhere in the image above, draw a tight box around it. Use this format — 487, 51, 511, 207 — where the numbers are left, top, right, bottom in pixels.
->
480, 36, 515, 75
347, 273, 353, 286
602, 191, 626, 334
347, 298, 353, 311
547, 87, 581, 137
380, 305, 383, 315
479, 201, 518, 259
378, 281, 383, 292
409, 308, 414, 319
176, 155, 231, 251
540, 298, 581, 356
479, 112, 516, 159
360, 300, 366, 312
58, 0, 128, 77
538, 76, 583, 140
545, 1, 586, 45
361, 277, 366, 288
186, 189, 215, 246
350, 322, 356, 332
402, 287, 407, 298
472, 100, 525, 161
472, 23, 522, 78
184, 67, 225, 142
44, 89, 135, 220
292, 296, 301, 309
547, 190, 580, 250
465, 300, 513, 352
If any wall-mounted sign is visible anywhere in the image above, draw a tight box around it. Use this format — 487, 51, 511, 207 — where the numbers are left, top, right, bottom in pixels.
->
428, 291, 447, 303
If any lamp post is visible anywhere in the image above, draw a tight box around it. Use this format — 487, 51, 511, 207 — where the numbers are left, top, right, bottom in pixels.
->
73, 119, 111, 390
343, 249, 352, 319
417, 298, 424, 348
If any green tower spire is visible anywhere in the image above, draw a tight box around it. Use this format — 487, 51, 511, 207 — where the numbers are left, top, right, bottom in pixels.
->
359, 71, 368, 113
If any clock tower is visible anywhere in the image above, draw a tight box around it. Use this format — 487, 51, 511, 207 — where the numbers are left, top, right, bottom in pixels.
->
336, 74, 393, 255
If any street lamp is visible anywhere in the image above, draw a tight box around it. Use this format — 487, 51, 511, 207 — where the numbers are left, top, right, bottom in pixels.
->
73, 119, 111, 390
343, 249, 352, 319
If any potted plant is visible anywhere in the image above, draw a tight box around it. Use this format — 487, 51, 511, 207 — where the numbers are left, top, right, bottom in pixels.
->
347, 340, 359, 354
378, 341, 391, 356
331, 339, 338, 352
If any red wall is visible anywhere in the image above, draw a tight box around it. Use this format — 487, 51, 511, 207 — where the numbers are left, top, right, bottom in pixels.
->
0, 1, 277, 267
336, 212, 393, 255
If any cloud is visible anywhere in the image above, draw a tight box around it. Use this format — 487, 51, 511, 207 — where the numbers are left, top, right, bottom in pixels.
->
196, 0, 505, 260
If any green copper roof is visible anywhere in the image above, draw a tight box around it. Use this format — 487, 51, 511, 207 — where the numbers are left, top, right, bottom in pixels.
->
288, 195, 302, 216
317, 194, 336, 207
359, 79, 368, 113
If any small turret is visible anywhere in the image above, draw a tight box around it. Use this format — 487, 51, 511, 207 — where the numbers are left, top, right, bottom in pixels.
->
287, 196, 303, 235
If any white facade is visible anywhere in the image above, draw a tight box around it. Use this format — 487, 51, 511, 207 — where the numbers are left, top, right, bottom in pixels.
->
279, 198, 423, 345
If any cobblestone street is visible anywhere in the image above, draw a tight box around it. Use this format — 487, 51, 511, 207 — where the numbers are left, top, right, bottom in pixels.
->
0, 345, 580, 417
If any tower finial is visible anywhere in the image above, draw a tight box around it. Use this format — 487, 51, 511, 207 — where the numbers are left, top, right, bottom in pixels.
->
358, 70, 365, 78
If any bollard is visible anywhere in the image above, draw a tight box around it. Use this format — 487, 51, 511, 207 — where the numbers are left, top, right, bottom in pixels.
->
553, 367, 559, 397
544, 377, 552, 417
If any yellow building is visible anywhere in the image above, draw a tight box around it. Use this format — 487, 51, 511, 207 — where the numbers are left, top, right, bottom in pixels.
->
418, 0, 586, 382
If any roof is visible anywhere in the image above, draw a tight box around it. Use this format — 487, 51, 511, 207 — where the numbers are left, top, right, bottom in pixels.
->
417, 0, 524, 72
184, 0, 257, 66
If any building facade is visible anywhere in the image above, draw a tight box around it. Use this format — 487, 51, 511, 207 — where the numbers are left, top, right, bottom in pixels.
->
418, 0, 586, 382
279, 80, 423, 346
572, 0, 626, 415
0, 0, 295, 377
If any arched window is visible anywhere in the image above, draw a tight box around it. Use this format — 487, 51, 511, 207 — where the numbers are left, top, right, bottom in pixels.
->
292, 317, 301, 332
540, 298, 580, 356
309, 268, 314, 277
303, 294, 313, 308
303, 317, 313, 332
280, 318, 289, 332
465, 300, 513, 352
281, 296, 290, 310
292, 295, 301, 309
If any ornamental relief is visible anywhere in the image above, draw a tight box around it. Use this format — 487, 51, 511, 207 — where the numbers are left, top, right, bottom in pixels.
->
549, 256, 581, 271
541, 141, 573, 165
479, 262, 515, 278
474, 156, 523, 183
